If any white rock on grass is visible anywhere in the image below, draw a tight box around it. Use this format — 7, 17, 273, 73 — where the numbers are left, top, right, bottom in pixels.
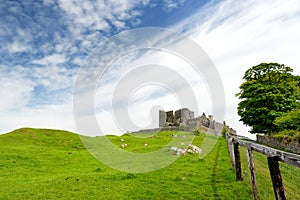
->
188, 144, 202, 153
170, 144, 202, 155
170, 147, 178, 151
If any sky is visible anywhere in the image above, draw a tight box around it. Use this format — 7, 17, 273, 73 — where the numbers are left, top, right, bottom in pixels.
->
1, 0, 300, 139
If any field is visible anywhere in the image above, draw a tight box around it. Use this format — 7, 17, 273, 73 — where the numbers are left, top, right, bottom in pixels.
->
0, 128, 299, 199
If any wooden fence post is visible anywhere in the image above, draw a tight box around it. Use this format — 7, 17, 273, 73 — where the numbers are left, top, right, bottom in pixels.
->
246, 145, 258, 200
234, 142, 243, 181
226, 134, 235, 168
267, 157, 286, 200
226, 134, 300, 199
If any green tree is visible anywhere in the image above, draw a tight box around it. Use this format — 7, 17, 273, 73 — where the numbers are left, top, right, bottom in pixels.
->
274, 108, 300, 131
236, 63, 300, 134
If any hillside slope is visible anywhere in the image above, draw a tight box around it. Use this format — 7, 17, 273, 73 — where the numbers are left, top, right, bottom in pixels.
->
0, 128, 299, 199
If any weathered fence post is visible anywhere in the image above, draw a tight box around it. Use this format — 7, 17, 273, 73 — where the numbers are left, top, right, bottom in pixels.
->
226, 134, 235, 168
233, 142, 243, 181
246, 145, 258, 200
267, 156, 286, 200
226, 134, 300, 199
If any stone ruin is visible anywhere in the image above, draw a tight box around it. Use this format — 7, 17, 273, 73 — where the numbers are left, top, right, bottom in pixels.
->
159, 108, 236, 136
159, 108, 194, 127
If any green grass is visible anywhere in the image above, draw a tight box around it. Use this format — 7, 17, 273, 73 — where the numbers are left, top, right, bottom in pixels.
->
239, 146, 300, 199
0, 128, 299, 199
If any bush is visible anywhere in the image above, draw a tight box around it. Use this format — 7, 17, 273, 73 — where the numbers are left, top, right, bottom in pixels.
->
274, 108, 300, 131
222, 127, 230, 137
274, 130, 300, 138
178, 125, 185, 131
193, 129, 200, 136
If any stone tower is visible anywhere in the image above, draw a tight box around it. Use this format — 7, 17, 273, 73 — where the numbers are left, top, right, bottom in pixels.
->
174, 108, 194, 125
159, 110, 167, 127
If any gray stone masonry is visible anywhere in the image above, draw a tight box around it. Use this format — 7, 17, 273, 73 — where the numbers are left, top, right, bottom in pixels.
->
257, 135, 300, 154
159, 108, 236, 136
159, 110, 167, 128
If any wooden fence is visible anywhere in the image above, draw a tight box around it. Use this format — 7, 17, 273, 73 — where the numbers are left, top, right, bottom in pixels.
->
226, 133, 300, 200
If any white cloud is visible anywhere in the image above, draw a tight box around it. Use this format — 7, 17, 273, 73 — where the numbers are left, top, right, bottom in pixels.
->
1, 0, 299, 139
32, 54, 67, 65
0, 65, 34, 112
0, 64, 77, 134
0, 63, 77, 109
57, 0, 150, 40
8, 40, 30, 53
89, 0, 300, 137
88, 45, 215, 135
171, 0, 300, 138
33, 65, 77, 90
0, 101, 76, 134
162, 0, 186, 11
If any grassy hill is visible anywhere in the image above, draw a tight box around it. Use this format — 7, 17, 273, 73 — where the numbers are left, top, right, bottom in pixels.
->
0, 128, 299, 199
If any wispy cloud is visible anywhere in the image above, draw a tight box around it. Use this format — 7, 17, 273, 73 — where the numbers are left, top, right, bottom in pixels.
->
0, 65, 34, 112
8, 40, 31, 54
91, 0, 300, 136
0, 0, 188, 134
32, 54, 67, 65
171, 0, 300, 138
162, 0, 186, 12
1, 0, 299, 138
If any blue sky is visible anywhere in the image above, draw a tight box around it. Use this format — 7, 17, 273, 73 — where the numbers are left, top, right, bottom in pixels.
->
1, 0, 300, 138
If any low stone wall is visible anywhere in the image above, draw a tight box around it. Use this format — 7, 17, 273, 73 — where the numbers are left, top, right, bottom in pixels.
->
196, 125, 209, 134
210, 121, 224, 136
131, 127, 179, 134
132, 125, 224, 136
184, 125, 221, 136
257, 135, 300, 154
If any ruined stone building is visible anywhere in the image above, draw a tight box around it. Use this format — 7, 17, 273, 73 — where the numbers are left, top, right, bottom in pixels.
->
159, 108, 236, 136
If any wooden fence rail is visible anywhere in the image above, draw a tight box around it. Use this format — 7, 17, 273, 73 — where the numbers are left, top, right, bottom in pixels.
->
226, 133, 300, 200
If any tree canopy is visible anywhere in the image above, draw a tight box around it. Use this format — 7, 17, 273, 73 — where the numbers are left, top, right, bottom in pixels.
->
274, 108, 300, 131
236, 63, 300, 134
